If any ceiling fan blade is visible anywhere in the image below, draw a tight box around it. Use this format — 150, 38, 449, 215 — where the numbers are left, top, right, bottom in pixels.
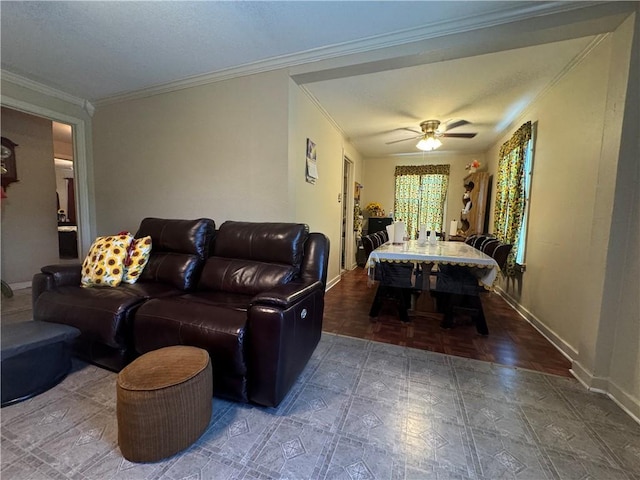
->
385, 134, 422, 145
443, 119, 470, 131
441, 132, 477, 139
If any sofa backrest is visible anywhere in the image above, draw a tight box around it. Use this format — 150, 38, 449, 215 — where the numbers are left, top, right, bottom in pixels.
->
199, 221, 310, 295
135, 217, 216, 290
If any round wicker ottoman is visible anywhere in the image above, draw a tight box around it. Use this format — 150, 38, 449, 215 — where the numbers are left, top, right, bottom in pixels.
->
116, 346, 212, 462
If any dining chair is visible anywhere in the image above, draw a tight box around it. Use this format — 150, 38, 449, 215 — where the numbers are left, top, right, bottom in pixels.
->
492, 243, 513, 271
431, 264, 489, 335
361, 232, 415, 322
471, 235, 490, 249
481, 239, 500, 256
374, 230, 388, 245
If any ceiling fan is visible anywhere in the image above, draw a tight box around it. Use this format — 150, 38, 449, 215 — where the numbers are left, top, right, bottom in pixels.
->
386, 119, 477, 151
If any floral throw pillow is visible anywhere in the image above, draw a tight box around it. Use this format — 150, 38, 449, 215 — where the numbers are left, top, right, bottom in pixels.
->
122, 236, 152, 284
81, 234, 133, 287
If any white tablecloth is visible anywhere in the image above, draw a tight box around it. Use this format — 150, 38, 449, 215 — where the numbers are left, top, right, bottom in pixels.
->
366, 240, 499, 289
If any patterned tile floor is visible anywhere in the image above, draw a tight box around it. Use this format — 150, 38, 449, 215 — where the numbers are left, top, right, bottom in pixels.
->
2, 333, 640, 479
2, 278, 639, 479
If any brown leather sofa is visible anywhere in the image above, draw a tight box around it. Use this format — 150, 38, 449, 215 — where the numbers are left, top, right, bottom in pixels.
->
134, 221, 329, 407
32, 218, 329, 407
32, 218, 216, 371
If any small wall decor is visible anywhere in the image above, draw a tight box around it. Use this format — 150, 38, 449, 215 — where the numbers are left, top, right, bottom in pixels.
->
1, 137, 19, 190
305, 138, 318, 184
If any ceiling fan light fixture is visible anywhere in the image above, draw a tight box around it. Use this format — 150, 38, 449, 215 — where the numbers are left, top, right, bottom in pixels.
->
416, 135, 442, 151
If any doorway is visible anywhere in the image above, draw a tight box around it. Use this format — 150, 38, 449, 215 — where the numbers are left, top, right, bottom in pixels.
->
53, 121, 79, 260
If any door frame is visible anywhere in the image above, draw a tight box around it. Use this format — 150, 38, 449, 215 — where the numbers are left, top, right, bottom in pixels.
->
340, 155, 354, 271
1, 95, 92, 257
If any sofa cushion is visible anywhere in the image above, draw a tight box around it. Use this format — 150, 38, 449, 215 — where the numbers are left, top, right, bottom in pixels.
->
199, 258, 297, 296
134, 218, 216, 290
81, 234, 133, 287
135, 218, 214, 259
213, 221, 308, 269
34, 286, 145, 349
180, 291, 253, 310
134, 297, 248, 377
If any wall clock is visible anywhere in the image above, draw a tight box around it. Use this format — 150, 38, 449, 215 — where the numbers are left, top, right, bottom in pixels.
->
1, 136, 19, 190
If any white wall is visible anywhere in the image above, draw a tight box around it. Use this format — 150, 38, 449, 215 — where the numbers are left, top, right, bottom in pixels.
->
0, 108, 59, 284
362, 152, 486, 233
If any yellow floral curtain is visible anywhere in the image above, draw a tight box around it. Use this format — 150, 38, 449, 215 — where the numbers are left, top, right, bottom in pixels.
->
394, 165, 449, 238
493, 121, 532, 274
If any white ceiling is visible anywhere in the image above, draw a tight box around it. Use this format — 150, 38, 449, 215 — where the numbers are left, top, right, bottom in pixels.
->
1, 1, 634, 157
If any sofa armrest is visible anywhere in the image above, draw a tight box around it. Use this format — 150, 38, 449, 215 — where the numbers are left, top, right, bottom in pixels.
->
41, 264, 83, 287
32, 264, 82, 310
251, 280, 323, 309
247, 284, 324, 407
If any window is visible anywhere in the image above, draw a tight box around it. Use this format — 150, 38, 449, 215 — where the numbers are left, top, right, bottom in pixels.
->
493, 121, 535, 273
393, 165, 450, 239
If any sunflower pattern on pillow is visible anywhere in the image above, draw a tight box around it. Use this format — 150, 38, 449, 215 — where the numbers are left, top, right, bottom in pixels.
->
81, 234, 133, 287
122, 236, 152, 284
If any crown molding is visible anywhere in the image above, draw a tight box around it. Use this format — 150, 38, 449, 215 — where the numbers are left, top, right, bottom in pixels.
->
94, 1, 609, 107
298, 86, 345, 137
1, 70, 95, 117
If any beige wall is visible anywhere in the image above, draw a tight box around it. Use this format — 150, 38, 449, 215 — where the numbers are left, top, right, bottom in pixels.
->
93, 71, 361, 287
288, 81, 364, 282
1, 108, 59, 284
362, 152, 486, 234
92, 70, 291, 235
487, 14, 639, 418
599, 11, 639, 417
487, 34, 614, 352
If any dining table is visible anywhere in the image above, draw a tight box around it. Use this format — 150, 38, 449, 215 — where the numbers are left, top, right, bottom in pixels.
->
365, 239, 500, 289
365, 239, 500, 334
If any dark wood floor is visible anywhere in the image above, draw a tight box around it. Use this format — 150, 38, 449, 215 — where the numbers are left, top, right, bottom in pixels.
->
323, 267, 572, 377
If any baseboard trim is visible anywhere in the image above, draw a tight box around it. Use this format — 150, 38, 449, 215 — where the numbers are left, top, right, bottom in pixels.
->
326, 274, 341, 291
496, 287, 640, 426
495, 287, 577, 362
8, 281, 31, 291
572, 360, 640, 425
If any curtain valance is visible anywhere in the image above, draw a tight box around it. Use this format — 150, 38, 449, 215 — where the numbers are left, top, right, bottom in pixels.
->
394, 164, 450, 176
498, 122, 532, 158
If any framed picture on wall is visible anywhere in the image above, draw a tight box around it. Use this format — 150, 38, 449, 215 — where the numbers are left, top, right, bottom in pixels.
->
305, 138, 318, 184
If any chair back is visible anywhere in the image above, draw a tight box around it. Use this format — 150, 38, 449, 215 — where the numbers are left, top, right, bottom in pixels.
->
492, 243, 513, 271
481, 239, 500, 256
471, 235, 491, 249
361, 233, 378, 258
465, 234, 478, 246
373, 231, 387, 246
